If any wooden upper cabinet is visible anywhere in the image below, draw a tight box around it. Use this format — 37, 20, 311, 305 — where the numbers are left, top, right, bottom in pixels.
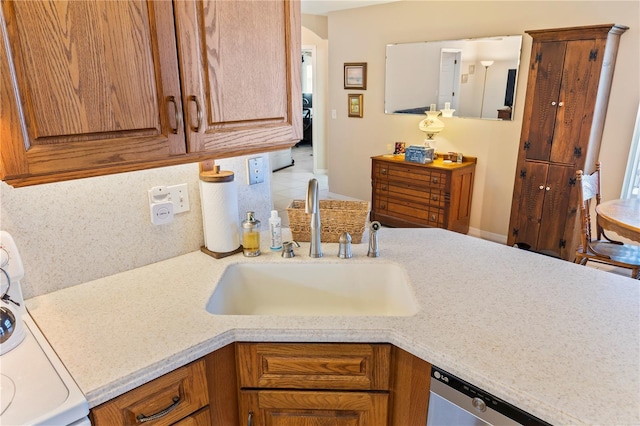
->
0, 0, 185, 183
1, 0, 302, 187
174, 0, 302, 156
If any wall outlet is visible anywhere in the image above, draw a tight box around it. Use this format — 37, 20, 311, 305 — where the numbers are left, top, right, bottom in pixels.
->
247, 157, 265, 185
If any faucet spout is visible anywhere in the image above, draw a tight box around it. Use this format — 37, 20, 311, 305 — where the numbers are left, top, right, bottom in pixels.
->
306, 178, 323, 258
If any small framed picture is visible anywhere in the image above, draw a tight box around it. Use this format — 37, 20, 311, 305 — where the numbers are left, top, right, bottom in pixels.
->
468, 64, 475, 75
344, 62, 367, 90
461, 74, 469, 84
348, 93, 363, 118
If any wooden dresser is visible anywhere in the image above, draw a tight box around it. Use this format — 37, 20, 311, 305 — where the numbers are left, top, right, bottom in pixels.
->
371, 155, 476, 233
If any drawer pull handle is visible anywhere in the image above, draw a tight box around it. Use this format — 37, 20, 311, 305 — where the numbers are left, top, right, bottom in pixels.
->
188, 95, 203, 132
248, 411, 254, 426
432, 177, 439, 183
382, 185, 387, 190
432, 195, 438, 201
136, 396, 181, 423
381, 168, 387, 175
166, 96, 182, 135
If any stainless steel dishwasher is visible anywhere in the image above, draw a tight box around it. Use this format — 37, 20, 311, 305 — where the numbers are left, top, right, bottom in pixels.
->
427, 366, 551, 426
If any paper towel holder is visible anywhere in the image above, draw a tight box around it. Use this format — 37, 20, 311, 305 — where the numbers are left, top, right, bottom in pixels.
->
199, 164, 243, 259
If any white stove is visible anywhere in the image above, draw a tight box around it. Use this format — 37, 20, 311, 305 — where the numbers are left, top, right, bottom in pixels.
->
0, 231, 89, 425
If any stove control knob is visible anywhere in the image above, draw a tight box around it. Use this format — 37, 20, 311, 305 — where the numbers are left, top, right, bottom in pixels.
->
472, 397, 487, 413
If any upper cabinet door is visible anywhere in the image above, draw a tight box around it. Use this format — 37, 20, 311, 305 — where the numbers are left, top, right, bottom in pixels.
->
524, 38, 606, 165
1, 0, 184, 183
175, 0, 302, 156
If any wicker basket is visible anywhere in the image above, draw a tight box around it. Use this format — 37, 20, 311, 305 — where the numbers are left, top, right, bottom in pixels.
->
286, 200, 370, 244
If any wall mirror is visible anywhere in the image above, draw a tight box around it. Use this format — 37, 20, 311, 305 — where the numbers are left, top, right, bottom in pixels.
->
385, 35, 523, 120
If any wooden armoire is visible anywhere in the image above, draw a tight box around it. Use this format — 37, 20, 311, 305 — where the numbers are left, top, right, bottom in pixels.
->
507, 24, 628, 260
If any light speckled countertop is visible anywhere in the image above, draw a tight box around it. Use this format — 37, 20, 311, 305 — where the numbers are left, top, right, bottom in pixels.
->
27, 228, 639, 425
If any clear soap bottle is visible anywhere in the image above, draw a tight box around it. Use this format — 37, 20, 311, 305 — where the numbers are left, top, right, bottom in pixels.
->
269, 210, 282, 251
241, 211, 261, 257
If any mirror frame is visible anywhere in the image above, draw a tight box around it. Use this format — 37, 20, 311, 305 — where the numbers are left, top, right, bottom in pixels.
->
385, 35, 523, 120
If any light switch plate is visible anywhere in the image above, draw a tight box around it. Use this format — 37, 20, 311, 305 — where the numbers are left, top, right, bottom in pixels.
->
247, 157, 265, 185
167, 183, 190, 213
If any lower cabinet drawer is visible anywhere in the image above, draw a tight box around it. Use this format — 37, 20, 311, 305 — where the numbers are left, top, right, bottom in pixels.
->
237, 343, 391, 391
91, 359, 209, 426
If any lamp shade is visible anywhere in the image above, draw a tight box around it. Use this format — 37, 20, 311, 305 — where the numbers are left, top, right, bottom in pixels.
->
480, 60, 494, 67
418, 110, 444, 139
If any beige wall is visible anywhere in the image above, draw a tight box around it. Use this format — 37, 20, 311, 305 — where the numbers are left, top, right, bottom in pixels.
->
0, 154, 274, 299
326, 1, 639, 241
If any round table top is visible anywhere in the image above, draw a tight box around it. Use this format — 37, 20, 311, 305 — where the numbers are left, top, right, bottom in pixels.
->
595, 198, 640, 243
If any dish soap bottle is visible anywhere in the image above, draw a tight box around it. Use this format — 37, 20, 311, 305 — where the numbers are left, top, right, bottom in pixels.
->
241, 211, 261, 257
269, 210, 282, 251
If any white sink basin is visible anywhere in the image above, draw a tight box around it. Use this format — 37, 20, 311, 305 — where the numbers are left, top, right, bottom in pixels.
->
206, 263, 418, 316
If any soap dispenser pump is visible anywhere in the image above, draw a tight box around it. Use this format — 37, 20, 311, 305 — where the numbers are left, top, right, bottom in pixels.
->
241, 211, 261, 257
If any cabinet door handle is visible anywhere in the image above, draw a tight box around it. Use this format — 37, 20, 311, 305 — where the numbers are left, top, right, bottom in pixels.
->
546, 186, 550, 191
248, 410, 254, 426
558, 101, 564, 107
551, 101, 556, 106
166, 96, 182, 135
188, 95, 203, 132
136, 396, 181, 423
539, 185, 544, 190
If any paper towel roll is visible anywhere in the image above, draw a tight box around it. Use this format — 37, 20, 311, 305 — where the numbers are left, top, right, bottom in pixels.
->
199, 170, 240, 253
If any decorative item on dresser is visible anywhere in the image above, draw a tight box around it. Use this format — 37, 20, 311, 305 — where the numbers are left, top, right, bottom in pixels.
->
370, 155, 476, 233
506, 24, 628, 260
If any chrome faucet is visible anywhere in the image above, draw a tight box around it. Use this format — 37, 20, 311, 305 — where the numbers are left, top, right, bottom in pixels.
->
306, 178, 323, 258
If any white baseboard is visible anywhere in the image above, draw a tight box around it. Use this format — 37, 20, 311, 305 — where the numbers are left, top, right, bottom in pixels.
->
467, 227, 508, 245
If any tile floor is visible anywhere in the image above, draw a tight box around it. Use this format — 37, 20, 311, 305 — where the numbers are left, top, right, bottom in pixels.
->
271, 143, 358, 227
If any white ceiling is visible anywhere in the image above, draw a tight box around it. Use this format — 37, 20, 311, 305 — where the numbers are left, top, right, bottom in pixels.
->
301, 0, 400, 16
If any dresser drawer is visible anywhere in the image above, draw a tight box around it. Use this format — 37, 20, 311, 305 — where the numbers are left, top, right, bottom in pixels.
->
375, 181, 445, 208
385, 198, 445, 227
237, 343, 391, 391
91, 359, 209, 426
375, 162, 447, 188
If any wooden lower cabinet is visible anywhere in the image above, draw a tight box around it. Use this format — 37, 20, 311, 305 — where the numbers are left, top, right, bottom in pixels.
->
90, 358, 209, 425
173, 407, 211, 426
239, 390, 388, 426
90, 343, 431, 426
234, 343, 431, 426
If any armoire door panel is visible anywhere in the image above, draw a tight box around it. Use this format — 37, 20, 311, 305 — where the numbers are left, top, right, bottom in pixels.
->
513, 161, 548, 249
550, 39, 605, 165
524, 41, 566, 162
536, 165, 574, 257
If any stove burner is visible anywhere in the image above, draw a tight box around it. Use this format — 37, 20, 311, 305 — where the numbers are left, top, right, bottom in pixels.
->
0, 374, 15, 415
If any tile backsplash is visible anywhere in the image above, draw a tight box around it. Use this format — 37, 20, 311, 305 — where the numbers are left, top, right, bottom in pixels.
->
0, 154, 273, 299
